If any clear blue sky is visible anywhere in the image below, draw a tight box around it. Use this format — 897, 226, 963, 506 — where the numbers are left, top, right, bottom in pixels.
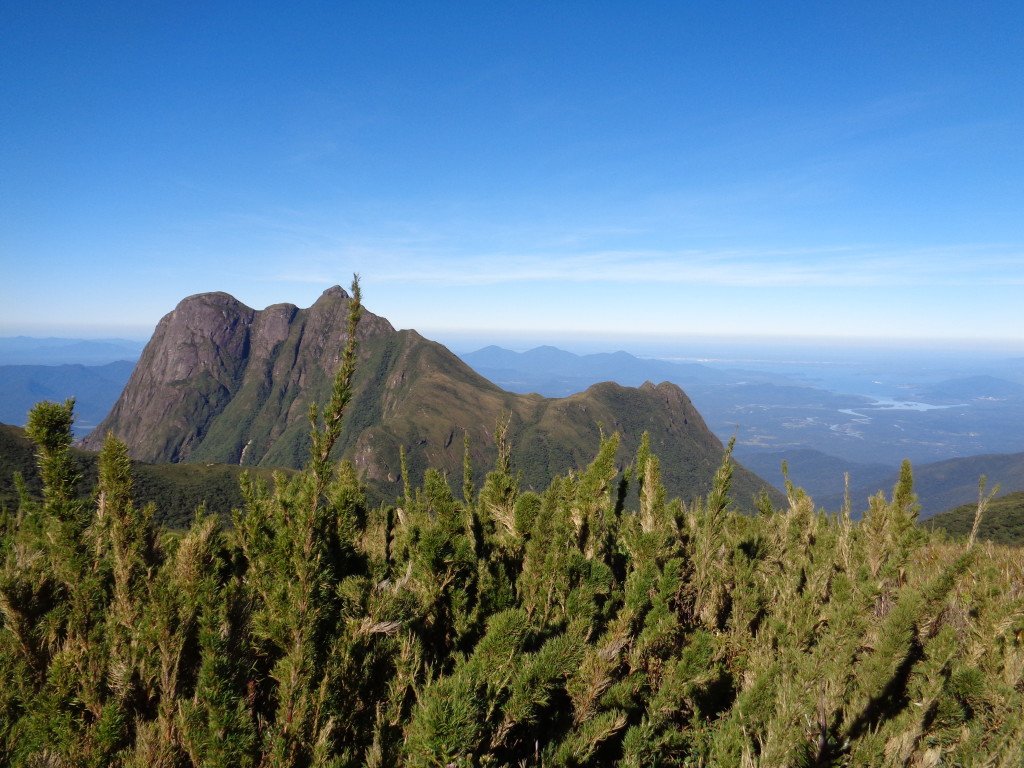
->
2, 1, 1022, 346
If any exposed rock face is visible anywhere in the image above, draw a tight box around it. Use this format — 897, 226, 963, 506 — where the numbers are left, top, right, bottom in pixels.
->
81, 286, 393, 464
84, 287, 780, 508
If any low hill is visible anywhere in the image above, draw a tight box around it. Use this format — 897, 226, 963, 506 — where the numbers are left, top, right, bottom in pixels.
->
918, 374, 1024, 402
817, 451, 1024, 519
923, 489, 1024, 546
81, 287, 782, 510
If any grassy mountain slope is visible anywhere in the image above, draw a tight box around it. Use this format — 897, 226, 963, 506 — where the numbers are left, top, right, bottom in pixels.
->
328, 332, 777, 508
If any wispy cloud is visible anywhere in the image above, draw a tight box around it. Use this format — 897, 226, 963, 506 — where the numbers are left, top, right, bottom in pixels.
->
286, 242, 1023, 289
231, 198, 1022, 293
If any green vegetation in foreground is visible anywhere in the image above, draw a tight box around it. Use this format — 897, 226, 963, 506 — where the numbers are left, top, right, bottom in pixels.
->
1, 280, 1023, 767
924, 487, 1024, 547
0, 422, 286, 529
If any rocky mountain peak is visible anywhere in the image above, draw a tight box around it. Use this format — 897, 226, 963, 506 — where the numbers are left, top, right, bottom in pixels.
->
80, 287, 379, 463
82, 287, 779, 508
318, 285, 350, 301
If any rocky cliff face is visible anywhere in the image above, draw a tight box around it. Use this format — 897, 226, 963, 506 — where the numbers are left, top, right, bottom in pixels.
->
84, 287, 780, 508
81, 286, 392, 463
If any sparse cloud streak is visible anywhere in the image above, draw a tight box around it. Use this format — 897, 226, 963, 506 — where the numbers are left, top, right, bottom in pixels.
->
277, 243, 1022, 290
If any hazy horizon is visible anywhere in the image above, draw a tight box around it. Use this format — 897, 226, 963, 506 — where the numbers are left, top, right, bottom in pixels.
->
4, 328, 1024, 362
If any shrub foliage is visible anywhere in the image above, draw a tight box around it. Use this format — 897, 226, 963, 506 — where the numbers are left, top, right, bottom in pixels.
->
1, 280, 1022, 766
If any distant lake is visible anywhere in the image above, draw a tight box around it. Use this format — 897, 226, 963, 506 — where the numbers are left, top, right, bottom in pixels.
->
851, 397, 966, 412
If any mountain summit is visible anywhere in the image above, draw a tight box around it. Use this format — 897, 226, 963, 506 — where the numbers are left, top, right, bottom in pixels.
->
83, 287, 778, 506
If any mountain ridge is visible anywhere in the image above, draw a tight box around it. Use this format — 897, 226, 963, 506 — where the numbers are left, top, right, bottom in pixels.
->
82, 287, 780, 508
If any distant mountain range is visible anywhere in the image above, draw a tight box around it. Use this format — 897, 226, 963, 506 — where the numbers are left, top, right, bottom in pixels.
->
0, 337, 143, 435
688, 445, 1024, 520
0, 360, 134, 435
819, 451, 1024, 520
735, 448, 894, 501
458, 344, 1024, 518
460, 344, 736, 396
0, 336, 144, 365
80, 287, 779, 509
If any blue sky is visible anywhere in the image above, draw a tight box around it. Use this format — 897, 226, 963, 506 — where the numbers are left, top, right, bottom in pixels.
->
2, 1, 1022, 347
